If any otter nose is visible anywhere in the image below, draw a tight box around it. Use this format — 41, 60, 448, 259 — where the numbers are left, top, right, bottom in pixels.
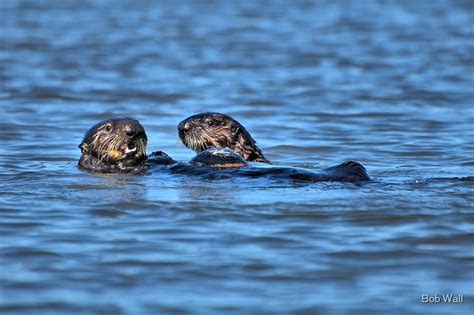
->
125, 125, 137, 137
178, 120, 190, 133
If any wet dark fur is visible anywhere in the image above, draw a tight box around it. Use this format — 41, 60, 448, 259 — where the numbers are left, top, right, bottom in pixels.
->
78, 118, 148, 173
169, 160, 370, 182
285, 161, 370, 182
190, 148, 248, 168
178, 112, 270, 163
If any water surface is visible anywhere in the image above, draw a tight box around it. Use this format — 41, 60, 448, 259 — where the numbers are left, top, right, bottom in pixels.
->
0, 1, 473, 314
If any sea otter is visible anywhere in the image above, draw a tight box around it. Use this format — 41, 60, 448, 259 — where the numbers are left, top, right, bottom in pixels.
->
177, 112, 370, 182
78, 118, 173, 173
178, 112, 270, 163
78, 117, 369, 182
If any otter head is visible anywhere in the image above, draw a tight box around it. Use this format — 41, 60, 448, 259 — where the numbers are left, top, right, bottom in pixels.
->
79, 118, 147, 167
178, 112, 270, 163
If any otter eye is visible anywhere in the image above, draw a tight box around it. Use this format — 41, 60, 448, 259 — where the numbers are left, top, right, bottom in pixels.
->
207, 120, 215, 127
105, 125, 112, 132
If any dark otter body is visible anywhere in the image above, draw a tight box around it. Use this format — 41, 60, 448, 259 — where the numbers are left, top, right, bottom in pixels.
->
178, 112, 270, 163
78, 117, 369, 182
78, 118, 174, 173
170, 153, 370, 182
247, 160, 370, 182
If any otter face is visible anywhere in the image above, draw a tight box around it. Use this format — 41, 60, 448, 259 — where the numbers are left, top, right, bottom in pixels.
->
79, 118, 147, 165
178, 112, 270, 163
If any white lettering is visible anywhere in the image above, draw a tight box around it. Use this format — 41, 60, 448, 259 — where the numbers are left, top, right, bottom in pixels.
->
421, 294, 441, 303
422, 294, 464, 303
443, 294, 464, 303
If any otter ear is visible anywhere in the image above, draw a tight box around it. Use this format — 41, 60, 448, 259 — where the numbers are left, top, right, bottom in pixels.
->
79, 142, 89, 154
231, 125, 241, 136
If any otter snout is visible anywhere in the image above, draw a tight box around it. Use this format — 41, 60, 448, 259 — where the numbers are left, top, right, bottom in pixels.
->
178, 119, 191, 140
121, 120, 145, 139
125, 125, 137, 137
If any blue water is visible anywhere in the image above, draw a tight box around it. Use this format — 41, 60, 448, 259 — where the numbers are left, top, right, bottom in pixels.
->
0, 1, 473, 314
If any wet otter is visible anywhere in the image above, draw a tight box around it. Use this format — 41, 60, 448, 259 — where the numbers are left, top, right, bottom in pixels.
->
78, 117, 369, 182
77, 118, 242, 173
78, 118, 174, 173
177, 112, 370, 182
169, 148, 369, 182
178, 112, 270, 163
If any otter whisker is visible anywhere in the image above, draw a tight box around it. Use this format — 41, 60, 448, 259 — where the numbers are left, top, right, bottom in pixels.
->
192, 134, 200, 151
96, 137, 114, 160
185, 135, 192, 150
110, 137, 122, 151
189, 134, 199, 152
136, 139, 146, 156
198, 136, 206, 152
197, 133, 208, 152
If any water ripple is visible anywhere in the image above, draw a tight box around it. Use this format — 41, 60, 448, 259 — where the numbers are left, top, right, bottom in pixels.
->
0, 1, 473, 314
